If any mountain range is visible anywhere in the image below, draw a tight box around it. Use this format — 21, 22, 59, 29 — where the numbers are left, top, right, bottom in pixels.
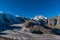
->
0, 11, 60, 40
0, 11, 59, 34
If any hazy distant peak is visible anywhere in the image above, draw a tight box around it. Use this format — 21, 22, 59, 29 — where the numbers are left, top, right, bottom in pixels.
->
58, 14, 60, 16
0, 11, 4, 14
16, 15, 19, 17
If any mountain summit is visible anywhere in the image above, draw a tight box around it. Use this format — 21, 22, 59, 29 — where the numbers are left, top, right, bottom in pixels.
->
33, 15, 47, 20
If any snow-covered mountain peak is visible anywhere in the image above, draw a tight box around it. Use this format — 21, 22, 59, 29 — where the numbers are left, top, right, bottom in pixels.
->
16, 15, 19, 17
0, 11, 4, 14
58, 14, 60, 16
33, 15, 47, 20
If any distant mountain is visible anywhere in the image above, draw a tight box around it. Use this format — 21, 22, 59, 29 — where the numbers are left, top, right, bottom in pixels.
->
0, 11, 24, 24
33, 15, 47, 21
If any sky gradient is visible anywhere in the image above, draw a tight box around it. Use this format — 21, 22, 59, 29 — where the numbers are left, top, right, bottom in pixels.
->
0, 0, 60, 18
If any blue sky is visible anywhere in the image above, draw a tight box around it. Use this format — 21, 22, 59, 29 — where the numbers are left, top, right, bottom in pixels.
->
0, 0, 60, 18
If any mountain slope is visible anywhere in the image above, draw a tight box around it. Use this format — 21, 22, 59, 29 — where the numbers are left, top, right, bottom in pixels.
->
0, 12, 22, 24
